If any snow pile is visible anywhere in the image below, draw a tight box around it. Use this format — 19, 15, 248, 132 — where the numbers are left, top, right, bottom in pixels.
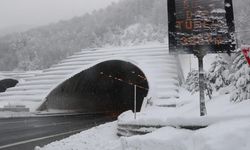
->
35, 122, 121, 150
38, 88, 250, 150
118, 88, 250, 126
122, 118, 250, 150
37, 117, 250, 150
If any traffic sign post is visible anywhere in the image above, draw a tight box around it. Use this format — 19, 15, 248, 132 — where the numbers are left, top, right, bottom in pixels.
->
168, 0, 236, 116
193, 48, 207, 116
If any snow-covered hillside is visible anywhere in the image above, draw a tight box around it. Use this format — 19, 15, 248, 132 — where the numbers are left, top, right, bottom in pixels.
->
0, 0, 168, 71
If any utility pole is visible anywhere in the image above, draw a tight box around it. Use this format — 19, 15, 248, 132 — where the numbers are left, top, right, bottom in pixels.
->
194, 47, 207, 116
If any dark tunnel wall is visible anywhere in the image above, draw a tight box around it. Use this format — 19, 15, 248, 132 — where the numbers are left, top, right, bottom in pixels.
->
40, 60, 149, 115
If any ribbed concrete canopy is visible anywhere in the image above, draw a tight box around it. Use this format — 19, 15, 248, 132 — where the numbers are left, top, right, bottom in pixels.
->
40, 60, 149, 115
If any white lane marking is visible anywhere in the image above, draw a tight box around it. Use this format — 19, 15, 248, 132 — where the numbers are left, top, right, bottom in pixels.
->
33, 122, 71, 128
0, 120, 38, 125
0, 128, 85, 149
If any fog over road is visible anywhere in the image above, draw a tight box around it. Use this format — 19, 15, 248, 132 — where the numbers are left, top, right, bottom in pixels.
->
0, 114, 115, 150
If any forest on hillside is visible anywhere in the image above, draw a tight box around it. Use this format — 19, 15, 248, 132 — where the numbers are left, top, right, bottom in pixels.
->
0, 0, 249, 71
0, 0, 168, 71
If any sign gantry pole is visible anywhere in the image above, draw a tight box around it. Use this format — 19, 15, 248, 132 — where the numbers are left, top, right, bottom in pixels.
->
194, 48, 207, 116
168, 0, 235, 116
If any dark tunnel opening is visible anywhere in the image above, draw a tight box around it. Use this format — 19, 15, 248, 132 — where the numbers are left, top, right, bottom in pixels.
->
40, 60, 149, 116
0, 79, 18, 93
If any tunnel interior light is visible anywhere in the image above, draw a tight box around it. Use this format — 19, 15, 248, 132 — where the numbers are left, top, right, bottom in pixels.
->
100, 71, 148, 91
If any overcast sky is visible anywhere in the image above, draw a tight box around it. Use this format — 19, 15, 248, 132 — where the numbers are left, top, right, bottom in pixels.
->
0, 0, 119, 29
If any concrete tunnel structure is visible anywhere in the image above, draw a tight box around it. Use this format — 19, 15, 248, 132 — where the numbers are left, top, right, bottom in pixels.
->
39, 60, 149, 114
0, 79, 19, 93
0, 45, 183, 114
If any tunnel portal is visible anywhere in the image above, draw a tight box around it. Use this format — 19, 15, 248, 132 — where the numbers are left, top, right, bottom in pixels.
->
0, 79, 18, 93
41, 60, 149, 115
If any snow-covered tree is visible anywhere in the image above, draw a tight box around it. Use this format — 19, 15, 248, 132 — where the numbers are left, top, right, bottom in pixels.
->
229, 51, 250, 102
185, 70, 199, 94
207, 55, 230, 91
185, 69, 213, 99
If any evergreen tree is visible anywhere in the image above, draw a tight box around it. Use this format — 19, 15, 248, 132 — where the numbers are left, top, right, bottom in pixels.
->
229, 51, 250, 102
185, 69, 213, 99
207, 55, 230, 91
185, 70, 199, 94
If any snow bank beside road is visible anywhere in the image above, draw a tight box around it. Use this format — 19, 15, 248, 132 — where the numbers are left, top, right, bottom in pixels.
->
35, 121, 121, 150
118, 88, 250, 127
37, 118, 250, 150
38, 89, 250, 150
123, 118, 250, 150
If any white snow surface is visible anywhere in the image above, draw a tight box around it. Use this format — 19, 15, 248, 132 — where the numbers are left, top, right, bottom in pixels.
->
118, 88, 250, 127
37, 119, 250, 150
122, 118, 250, 150
35, 122, 121, 150
38, 89, 250, 150
179, 54, 217, 80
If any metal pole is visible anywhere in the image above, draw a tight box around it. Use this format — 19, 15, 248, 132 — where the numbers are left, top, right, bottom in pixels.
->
194, 47, 207, 116
197, 55, 207, 116
134, 84, 137, 119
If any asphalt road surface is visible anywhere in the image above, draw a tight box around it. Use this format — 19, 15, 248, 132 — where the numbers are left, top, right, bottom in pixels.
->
0, 114, 115, 150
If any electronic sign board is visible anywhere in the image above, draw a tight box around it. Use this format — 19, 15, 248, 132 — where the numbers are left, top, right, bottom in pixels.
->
168, 0, 236, 54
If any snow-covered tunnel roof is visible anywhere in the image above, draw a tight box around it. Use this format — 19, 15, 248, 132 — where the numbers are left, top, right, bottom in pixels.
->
0, 45, 182, 112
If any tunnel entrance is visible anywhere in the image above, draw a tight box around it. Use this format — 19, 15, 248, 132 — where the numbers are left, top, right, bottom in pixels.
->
0, 79, 18, 93
40, 60, 149, 116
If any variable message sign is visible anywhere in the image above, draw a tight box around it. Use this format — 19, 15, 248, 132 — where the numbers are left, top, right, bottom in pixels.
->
168, 0, 236, 54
